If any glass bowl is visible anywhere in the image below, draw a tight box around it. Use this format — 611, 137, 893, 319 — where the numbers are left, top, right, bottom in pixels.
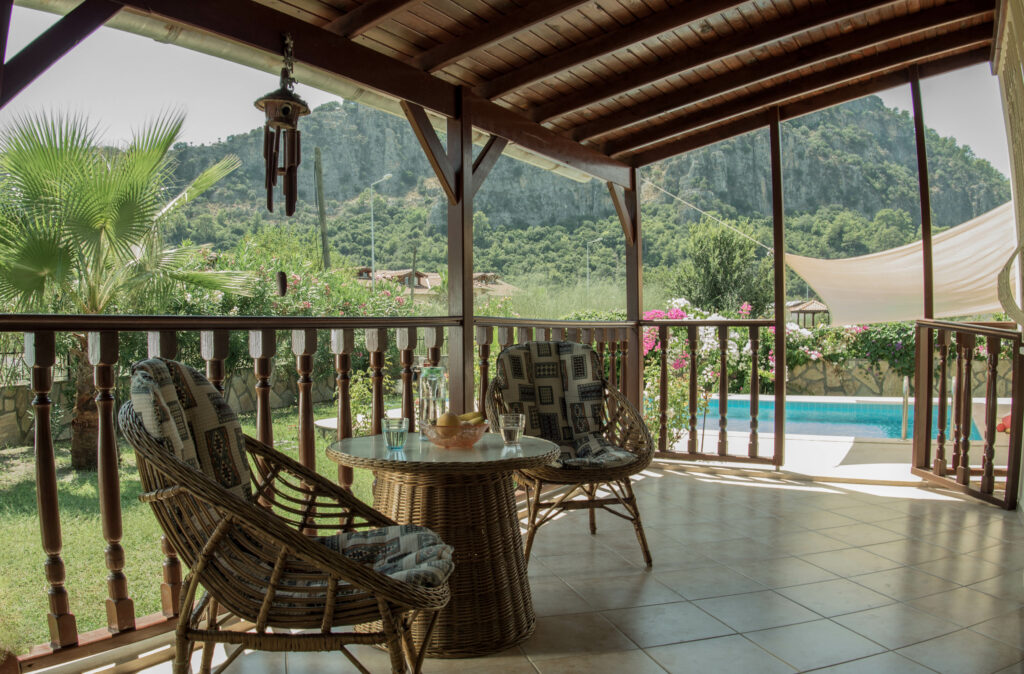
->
422, 421, 489, 448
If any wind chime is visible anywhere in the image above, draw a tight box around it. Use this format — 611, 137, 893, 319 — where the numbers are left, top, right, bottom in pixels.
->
254, 34, 310, 216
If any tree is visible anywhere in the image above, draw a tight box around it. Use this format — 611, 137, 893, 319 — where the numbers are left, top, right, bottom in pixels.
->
0, 111, 254, 469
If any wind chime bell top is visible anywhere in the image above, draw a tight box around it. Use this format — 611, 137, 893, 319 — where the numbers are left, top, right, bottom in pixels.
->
255, 34, 309, 216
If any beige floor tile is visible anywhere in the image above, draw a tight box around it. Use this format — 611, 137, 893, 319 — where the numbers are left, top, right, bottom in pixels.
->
975, 542, 1024, 570
833, 603, 960, 649
529, 576, 594, 617
745, 618, 885, 670
643, 543, 719, 571
861, 539, 957, 565
289, 646, 393, 673
655, 564, 766, 600
898, 628, 1024, 674
530, 530, 616, 558
779, 578, 894, 617
750, 530, 851, 555
801, 547, 902, 577
521, 613, 636, 662
564, 572, 681, 611
875, 515, 958, 537
697, 536, 788, 563
789, 510, 861, 530
972, 607, 1024, 650
533, 649, 666, 674
728, 556, 840, 588
908, 587, 1022, 627
694, 590, 819, 632
603, 600, 733, 648
970, 571, 1024, 604
646, 634, 795, 674
541, 550, 640, 579
427, 646, 538, 673
913, 554, 1008, 585
852, 566, 959, 601
654, 520, 747, 544
809, 651, 937, 673
818, 522, 906, 546
920, 528, 1005, 553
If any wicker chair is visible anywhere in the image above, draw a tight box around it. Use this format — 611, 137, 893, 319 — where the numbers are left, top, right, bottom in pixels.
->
485, 341, 654, 566
118, 359, 450, 674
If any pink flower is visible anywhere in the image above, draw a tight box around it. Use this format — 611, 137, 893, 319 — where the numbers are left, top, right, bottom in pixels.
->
301, 300, 312, 309
671, 356, 687, 371
768, 326, 776, 334
739, 301, 752, 316
382, 289, 391, 297
396, 297, 405, 305
667, 307, 687, 319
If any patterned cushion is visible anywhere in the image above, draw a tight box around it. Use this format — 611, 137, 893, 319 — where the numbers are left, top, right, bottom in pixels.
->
494, 341, 637, 471
316, 524, 454, 588
130, 358, 252, 501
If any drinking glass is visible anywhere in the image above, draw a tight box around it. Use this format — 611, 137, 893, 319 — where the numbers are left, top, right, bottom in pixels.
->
498, 413, 525, 446
382, 418, 409, 450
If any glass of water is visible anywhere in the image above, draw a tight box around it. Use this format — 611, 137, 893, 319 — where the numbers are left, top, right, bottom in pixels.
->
382, 418, 409, 451
498, 413, 525, 446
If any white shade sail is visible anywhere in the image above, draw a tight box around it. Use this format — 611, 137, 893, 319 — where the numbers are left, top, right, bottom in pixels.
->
785, 201, 1018, 326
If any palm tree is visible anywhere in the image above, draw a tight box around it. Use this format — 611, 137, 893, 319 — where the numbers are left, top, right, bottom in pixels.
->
0, 111, 254, 469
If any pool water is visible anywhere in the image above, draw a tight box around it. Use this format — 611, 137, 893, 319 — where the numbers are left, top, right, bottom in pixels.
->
700, 399, 983, 440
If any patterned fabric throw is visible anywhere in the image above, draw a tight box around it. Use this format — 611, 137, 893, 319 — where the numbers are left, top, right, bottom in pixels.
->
317, 524, 455, 588
494, 341, 635, 469
131, 358, 252, 501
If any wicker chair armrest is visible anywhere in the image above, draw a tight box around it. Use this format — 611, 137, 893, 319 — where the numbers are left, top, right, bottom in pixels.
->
602, 384, 654, 463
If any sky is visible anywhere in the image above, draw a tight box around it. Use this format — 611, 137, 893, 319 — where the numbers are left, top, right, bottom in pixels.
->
1, 6, 1013, 178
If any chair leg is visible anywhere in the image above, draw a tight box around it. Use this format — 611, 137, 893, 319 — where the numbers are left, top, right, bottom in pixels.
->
621, 478, 652, 567
378, 600, 410, 674
522, 477, 543, 563
173, 634, 192, 674
586, 483, 597, 535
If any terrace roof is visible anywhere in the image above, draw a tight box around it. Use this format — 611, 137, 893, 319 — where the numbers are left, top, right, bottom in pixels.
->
16, 0, 997, 185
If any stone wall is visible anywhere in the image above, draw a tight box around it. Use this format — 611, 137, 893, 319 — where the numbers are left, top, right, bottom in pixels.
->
789, 358, 1013, 398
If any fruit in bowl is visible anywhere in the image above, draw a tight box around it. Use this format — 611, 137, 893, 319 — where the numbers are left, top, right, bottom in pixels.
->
423, 412, 488, 448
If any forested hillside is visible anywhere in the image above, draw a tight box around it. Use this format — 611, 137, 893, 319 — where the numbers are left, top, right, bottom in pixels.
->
165, 95, 1010, 292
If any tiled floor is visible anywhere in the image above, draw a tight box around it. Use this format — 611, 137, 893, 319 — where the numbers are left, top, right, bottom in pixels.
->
143, 465, 1024, 673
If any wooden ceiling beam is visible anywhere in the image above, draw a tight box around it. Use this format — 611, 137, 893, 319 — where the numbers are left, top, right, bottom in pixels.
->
605, 29, 991, 156
476, 0, 745, 100
530, 0, 899, 123
570, 0, 993, 142
321, 0, 420, 39
0, 0, 120, 108
114, 0, 631, 186
413, 0, 593, 73
626, 47, 990, 167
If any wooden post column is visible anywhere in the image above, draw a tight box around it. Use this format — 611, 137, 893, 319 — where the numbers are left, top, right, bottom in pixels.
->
769, 108, 786, 468
910, 66, 935, 320
608, 168, 643, 408
402, 88, 507, 413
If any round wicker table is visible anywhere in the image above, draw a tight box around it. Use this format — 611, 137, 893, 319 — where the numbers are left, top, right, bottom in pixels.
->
326, 432, 559, 658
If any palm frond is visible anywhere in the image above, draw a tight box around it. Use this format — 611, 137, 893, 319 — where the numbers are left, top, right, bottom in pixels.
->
157, 154, 241, 220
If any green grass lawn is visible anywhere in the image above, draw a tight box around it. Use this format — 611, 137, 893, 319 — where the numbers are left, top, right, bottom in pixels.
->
0, 403, 374, 656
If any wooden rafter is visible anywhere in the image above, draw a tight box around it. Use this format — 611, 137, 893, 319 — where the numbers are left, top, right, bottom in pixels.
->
413, 0, 592, 73
321, 0, 420, 38
0, 0, 120, 108
625, 47, 989, 166
529, 0, 900, 123
0, 0, 11, 92
571, 1, 993, 142
476, 0, 745, 100
605, 29, 991, 156
471, 134, 509, 199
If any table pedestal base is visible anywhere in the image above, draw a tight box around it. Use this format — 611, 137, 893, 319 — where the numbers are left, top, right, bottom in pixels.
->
373, 470, 534, 657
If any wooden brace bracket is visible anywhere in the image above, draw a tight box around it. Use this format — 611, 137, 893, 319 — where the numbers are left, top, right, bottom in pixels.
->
607, 182, 638, 245
402, 99, 508, 204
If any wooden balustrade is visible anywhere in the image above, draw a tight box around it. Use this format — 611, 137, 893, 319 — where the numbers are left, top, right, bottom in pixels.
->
912, 320, 1023, 508
330, 329, 354, 491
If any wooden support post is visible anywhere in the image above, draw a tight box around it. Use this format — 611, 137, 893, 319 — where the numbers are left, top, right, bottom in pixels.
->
292, 329, 317, 472
912, 324, 935, 470
0, 0, 11, 94
769, 109, 786, 467
911, 66, 935, 320
610, 168, 643, 408
397, 328, 417, 430
367, 328, 387, 434
749, 326, 761, 459
330, 329, 354, 490
687, 325, 699, 455
146, 331, 181, 617
89, 330, 135, 633
200, 329, 230, 393
26, 331, 78, 648
475, 325, 493, 415
248, 330, 276, 448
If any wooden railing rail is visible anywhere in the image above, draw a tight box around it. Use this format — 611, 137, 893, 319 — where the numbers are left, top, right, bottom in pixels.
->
912, 320, 1023, 509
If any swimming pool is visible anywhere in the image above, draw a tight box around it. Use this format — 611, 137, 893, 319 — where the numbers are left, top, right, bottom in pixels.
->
699, 398, 982, 440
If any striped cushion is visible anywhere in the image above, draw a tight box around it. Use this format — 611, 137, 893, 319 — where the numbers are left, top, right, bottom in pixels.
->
316, 524, 454, 588
130, 358, 252, 501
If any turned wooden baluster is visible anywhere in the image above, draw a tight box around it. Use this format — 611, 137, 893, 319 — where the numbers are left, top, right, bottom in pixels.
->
687, 325, 699, 455
608, 333, 619, 393
658, 325, 669, 453
292, 329, 317, 472
397, 328, 417, 429
424, 327, 444, 367
717, 325, 729, 456
248, 329, 276, 448
551, 326, 565, 342
619, 328, 629, 395
330, 329, 354, 491
498, 327, 516, 357
475, 326, 492, 415
541, 327, 552, 341
147, 331, 181, 617
934, 330, 950, 475
89, 330, 135, 632
957, 333, 976, 486
981, 335, 1000, 494
200, 330, 230, 393
595, 328, 607, 379
951, 336, 965, 472
749, 327, 760, 459
581, 328, 594, 349
26, 331, 78, 648
516, 326, 533, 345
568, 327, 581, 342
367, 328, 387, 436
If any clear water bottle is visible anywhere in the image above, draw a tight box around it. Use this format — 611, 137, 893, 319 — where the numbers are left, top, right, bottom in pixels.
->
418, 366, 447, 427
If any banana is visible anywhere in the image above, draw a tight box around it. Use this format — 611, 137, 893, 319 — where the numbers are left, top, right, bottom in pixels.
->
457, 411, 485, 423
